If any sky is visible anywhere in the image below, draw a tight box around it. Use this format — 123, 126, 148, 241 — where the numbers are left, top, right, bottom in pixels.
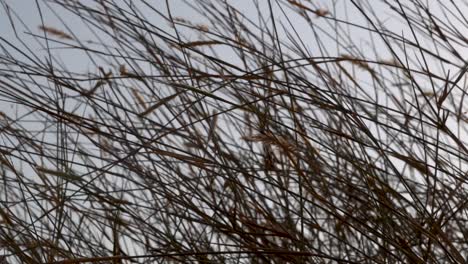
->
3, 0, 468, 261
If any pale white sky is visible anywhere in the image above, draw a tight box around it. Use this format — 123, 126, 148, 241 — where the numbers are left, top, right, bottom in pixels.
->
2, 1, 468, 261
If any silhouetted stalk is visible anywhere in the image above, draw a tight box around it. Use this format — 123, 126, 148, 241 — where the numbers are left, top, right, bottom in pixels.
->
1, 0, 468, 263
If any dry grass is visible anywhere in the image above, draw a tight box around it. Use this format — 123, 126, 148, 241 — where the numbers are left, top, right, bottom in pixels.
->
1, 0, 468, 263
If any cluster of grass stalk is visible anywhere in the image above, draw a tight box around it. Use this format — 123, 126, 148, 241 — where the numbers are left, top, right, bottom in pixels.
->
1, 0, 468, 263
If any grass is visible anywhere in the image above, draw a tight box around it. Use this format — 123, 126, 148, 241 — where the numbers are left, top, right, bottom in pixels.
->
1, 0, 468, 263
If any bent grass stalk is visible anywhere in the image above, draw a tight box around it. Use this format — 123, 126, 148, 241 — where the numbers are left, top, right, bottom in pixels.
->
1, 0, 468, 263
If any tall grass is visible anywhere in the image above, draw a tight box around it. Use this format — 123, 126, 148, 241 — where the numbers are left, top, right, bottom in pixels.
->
1, 0, 468, 263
